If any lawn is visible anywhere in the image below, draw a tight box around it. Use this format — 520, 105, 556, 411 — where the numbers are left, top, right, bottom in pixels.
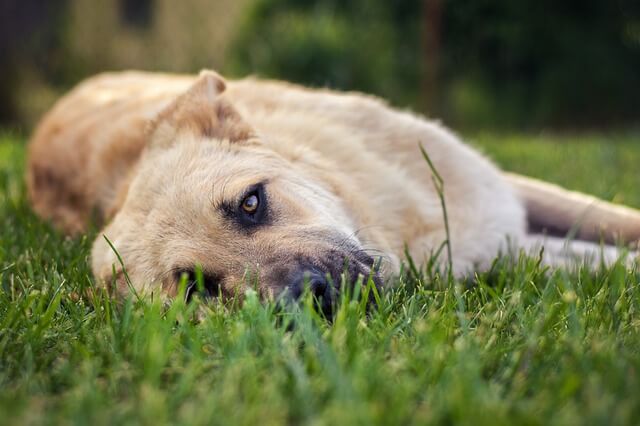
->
1, 131, 639, 425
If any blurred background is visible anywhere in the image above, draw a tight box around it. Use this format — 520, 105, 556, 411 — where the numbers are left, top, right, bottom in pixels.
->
1, 0, 639, 132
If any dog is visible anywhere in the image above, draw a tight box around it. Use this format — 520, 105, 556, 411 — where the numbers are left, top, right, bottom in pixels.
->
27, 70, 640, 305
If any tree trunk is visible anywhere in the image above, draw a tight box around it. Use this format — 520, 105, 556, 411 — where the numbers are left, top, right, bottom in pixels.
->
422, 0, 443, 114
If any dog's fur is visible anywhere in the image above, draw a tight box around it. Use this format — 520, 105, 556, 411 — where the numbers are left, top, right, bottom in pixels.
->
27, 70, 640, 300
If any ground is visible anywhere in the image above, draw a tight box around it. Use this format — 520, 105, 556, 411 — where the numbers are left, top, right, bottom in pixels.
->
1, 132, 639, 425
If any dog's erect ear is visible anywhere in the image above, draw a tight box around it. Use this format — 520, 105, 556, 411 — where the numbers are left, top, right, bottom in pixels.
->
148, 70, 256, 147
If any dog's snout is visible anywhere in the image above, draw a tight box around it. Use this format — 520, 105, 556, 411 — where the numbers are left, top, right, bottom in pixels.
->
290, 270, 331, 300
287, 269, 336, 316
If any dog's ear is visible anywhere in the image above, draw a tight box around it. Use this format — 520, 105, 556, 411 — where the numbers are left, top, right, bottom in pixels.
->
148, 70, 256, 148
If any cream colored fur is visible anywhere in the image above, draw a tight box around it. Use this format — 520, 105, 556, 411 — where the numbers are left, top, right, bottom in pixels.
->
27, 70, 640, 298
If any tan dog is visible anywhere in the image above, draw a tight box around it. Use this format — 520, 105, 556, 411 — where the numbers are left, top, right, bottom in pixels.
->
27, 70, 640, 304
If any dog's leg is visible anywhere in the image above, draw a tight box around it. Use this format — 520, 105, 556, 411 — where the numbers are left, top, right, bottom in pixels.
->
521, 234, 638, 269
505, 172, 640, 245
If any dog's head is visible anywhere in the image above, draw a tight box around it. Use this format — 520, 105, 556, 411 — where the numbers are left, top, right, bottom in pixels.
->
91, 71, 382, 311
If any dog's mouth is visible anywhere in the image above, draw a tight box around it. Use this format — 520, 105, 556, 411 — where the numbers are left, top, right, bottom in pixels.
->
173, 269, 227, 302
271, 249, 383, 318
174, 248, 382, 317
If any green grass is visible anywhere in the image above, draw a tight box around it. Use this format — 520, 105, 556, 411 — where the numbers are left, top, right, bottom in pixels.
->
1, 132, 640, 425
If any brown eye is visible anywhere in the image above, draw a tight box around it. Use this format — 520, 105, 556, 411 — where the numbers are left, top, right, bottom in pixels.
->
233, 184, 267, 227
241, 194, 259, 214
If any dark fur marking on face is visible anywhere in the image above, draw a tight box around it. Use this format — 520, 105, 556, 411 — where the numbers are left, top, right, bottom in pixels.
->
218, 181, 271, 231
291, 249, 381, 291
277, 249, 381, 318
174, 268, 224, 301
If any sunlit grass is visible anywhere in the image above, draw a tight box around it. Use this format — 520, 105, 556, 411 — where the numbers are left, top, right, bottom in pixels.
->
1, 133, 639, 425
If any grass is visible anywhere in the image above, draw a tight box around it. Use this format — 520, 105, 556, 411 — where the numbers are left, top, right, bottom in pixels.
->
1, 131, 640, 425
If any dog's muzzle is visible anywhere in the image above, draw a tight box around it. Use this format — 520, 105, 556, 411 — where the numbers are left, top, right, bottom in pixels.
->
280, 250, 383, 317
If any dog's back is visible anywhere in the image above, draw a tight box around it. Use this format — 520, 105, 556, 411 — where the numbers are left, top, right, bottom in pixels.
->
29, 72, 523, 240
28, 70, 640, 274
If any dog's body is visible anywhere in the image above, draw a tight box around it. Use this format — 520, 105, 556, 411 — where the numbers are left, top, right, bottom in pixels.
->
27, 70, 640, 300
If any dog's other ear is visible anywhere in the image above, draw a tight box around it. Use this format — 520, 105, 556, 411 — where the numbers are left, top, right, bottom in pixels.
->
148, 70, 255, 148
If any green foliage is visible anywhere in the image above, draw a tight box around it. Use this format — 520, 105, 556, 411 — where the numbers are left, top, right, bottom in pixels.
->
227, 0, 423, 108
3, 0, 639, 130
227, 0, 640, 129
442, 0, 640, 128
2, 133, 640, 424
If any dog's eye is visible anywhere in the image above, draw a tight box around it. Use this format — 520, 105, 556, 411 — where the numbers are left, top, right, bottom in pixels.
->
241, 193, 259, 214
229, 183, 267, 227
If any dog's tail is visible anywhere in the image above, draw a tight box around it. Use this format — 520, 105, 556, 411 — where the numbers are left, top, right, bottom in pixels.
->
505, 172, 640, 246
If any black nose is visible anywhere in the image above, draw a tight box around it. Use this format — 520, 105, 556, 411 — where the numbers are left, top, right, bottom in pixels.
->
290, 270, 334, 305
